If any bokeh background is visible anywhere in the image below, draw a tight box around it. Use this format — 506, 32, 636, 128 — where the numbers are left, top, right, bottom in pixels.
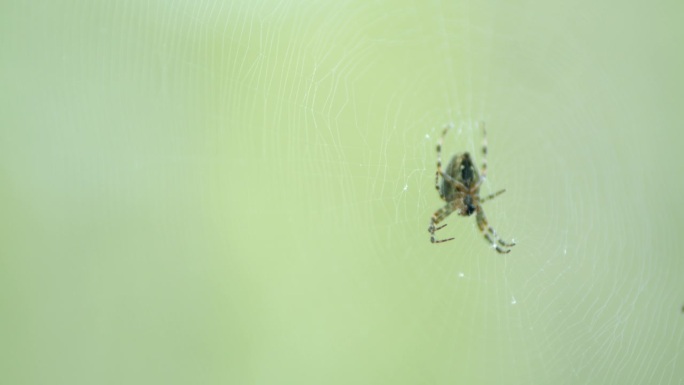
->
2, 1, 683, 384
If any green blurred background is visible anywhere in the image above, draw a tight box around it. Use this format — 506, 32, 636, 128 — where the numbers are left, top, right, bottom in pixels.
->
2, 1, 683, 384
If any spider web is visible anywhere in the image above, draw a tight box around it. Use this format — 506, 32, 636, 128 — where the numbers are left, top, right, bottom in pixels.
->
2, 1, 683, 385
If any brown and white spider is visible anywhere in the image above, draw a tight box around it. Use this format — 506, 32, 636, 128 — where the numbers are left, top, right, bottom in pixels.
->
428, 122, 516, 253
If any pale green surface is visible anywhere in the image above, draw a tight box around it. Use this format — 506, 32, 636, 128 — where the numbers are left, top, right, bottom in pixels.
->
1, 1, 683, 384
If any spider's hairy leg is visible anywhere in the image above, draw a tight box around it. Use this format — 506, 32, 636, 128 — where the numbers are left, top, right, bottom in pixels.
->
434, 172, 446, 201
435, 124, 454, 199
475, 207, 515, 253
477, 121, 488, 179
480, 189, 506, 204
428, 205, 455, 243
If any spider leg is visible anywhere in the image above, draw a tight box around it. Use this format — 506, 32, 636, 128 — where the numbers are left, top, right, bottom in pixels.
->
435, 123, 454, 200
435, 123, 469, 195
428, 204, 456, 243
480, 189, 506, 204
441, 172, 468, 193
435, 171, 445, 200
475, 206, 515, 253
480, 121, 488, 179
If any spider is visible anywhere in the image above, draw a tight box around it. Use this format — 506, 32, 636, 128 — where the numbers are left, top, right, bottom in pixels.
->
428, 122, 516, 253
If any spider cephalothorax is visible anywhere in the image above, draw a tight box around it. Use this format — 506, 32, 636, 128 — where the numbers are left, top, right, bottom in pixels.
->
428, 122, 515, 253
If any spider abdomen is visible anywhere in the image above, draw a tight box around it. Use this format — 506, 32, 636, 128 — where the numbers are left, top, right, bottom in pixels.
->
440, 152, 480, 201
